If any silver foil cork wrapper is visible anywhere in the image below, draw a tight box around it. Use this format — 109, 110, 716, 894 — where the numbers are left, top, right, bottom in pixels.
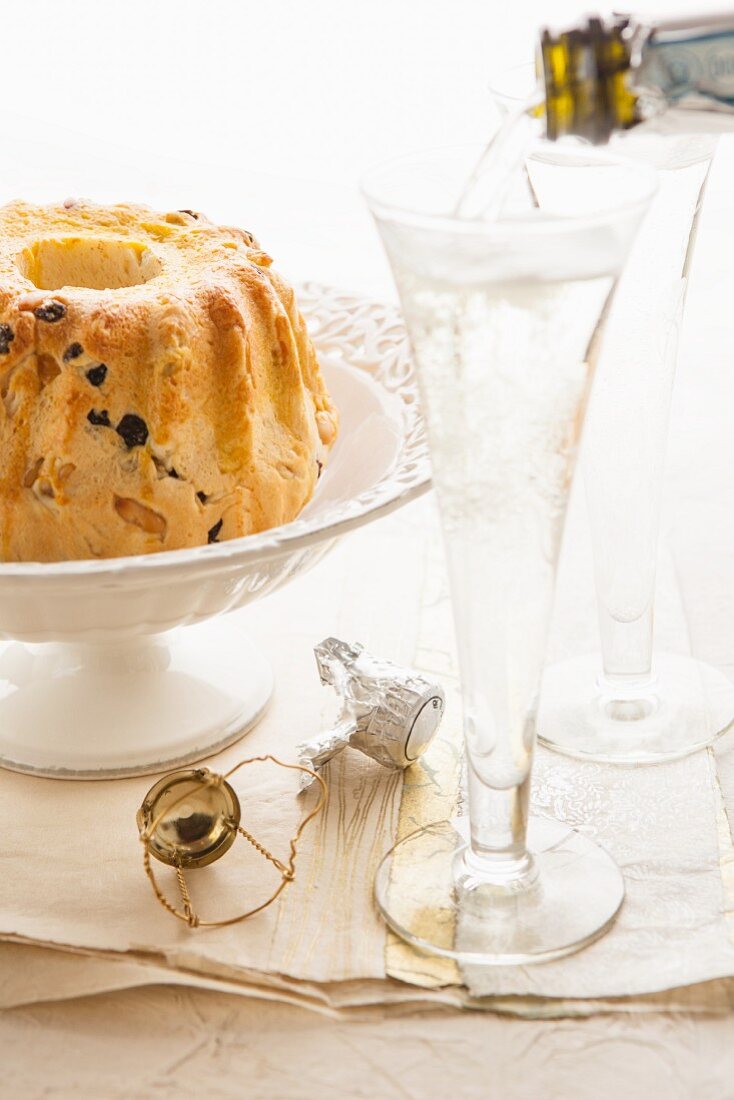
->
297, 637, 445, 788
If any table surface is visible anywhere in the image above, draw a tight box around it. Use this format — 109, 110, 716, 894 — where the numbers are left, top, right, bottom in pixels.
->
3, 1, 734, 1096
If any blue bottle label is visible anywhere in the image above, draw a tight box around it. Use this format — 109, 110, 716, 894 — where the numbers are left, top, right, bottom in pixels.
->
649, 30, 734, 105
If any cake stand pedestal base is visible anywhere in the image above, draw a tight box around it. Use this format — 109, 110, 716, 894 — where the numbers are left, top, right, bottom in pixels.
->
0, 619, 273, 779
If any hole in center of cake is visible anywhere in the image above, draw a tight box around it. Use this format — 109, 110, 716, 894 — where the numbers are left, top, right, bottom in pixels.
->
18, 237, 163, 291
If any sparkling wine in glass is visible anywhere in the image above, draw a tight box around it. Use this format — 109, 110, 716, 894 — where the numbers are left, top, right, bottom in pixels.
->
363, 140, 656, 963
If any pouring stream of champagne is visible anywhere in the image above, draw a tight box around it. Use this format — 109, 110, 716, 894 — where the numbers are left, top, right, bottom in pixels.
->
453, 98, 541, 220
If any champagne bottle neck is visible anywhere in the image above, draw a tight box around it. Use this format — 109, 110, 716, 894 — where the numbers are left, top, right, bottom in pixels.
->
539, 11, 734, 142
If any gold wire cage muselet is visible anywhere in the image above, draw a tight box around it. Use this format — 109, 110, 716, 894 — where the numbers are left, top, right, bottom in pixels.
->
137, 755, 327, 928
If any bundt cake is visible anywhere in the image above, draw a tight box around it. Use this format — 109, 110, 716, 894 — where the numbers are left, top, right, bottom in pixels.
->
0, 200, 338, 561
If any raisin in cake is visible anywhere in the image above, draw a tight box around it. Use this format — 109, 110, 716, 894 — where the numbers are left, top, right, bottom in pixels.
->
0, 200, 338, 561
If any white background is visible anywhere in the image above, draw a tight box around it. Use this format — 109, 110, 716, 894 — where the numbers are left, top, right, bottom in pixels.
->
0, 0, 696, 297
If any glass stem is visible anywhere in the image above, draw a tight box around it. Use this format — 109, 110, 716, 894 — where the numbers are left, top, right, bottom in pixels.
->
444, 527, 541, 891
598, 599, 654, 683
596, 602, 658, 720
583, 158, 711, 722
465, 762, 535, 884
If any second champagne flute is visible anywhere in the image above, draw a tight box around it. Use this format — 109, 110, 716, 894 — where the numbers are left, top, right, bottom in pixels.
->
489, 63, 734, 763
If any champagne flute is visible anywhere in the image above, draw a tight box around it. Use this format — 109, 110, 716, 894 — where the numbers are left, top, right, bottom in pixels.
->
491, 63, 734, 763
363, 140, 656, 963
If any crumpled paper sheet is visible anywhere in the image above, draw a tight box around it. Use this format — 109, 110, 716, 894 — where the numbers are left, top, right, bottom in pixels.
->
7, 936, 734, 1019
7, 982, 734, 1100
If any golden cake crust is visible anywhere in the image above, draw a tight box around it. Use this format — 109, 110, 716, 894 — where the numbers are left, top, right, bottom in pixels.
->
0, 201, 338, 561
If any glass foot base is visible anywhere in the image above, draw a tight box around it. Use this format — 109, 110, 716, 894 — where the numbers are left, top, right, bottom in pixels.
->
538, 653, 734, 764
374, 816, 624, 965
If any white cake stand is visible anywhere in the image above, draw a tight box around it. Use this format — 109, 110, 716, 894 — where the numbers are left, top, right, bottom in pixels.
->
0, 284, 430, 779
